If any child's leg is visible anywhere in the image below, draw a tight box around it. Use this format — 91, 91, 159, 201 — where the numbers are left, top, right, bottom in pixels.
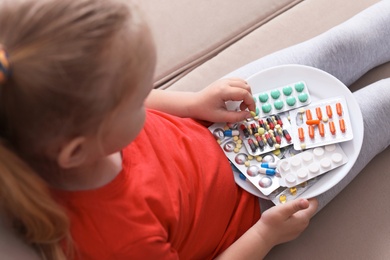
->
225, 0, 390, 87
316, 78, 390, 211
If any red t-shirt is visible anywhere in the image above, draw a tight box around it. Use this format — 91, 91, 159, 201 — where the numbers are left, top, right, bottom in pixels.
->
53, 109, 260, 259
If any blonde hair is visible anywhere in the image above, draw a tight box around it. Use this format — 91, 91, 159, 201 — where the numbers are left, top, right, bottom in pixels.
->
0, 0, 149, 258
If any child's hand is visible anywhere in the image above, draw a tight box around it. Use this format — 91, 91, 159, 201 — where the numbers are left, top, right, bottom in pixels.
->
256, 198, 318, 247
190, 78, 256, 123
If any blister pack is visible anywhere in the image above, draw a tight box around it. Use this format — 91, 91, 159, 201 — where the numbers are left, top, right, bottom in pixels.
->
289, 96, 353, 150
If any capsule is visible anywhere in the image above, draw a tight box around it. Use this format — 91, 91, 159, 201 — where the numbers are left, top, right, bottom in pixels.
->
298, 127, 305, 141
339, 119, 346, 133
275, 114, 283, 126
224, 130, 239, 137
308, 125, 315, 139
305, 109, 312, 120
274, 129, 282, 144
329, 121, 336, 135
319, 123, 325, 137
259, 167, 276, 176
266, 117, 275, 130
326, 105, 333, 118
261, 162, 278, 169
265, 133, 274, 147
336, 102, 343, 116
251, 123, 258, 134
258, 119, 266, 129
248, 139, 257, 152
306, 119, 320, 125
282, 129, 292, 142
240, 124, 250, 138
255, 135, 265, 150
316, 107, 322, 120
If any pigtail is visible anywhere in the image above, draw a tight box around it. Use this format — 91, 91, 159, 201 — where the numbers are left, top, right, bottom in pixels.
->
0, 141, 70, 260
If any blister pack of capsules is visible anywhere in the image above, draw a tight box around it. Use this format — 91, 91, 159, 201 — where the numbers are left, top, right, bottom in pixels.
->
254, 81, 312, 118
289, 96, 353, 150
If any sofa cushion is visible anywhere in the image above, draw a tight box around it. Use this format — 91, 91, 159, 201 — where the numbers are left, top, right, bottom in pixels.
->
136, 0, 303, 88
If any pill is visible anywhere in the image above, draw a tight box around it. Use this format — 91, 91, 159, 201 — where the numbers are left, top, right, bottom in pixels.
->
308, 163, 320, 174
320, 157, 332, 169
224, 130, 239, 137
298, 127, 305, 141
326, 105, 333, 118
339, 119, 346, 133
262, 103, 272, 113
238, 173, 246, 180
294, 82, 305, 92
306, 119, 320, 125
259, 167, 276, 176
322, 116, 329, 123
297, 168, 308, 179
244, 161, 250, 167
274, 130, 282, 144
250, 111, 256, 117
283, 86, 293, 96
259, 93, 269, 103
256, 156, 262, 162
336, 102, 343, 116
305, 109, 312, 120
275, 114, 283, 126
223, 142, 236, 152
250, 123, 257, 134
233, 147, 240, 153
278, 161, 290, 172
274, 100, 284, 110
246, 165, 259, 177
248, 139, 257, 152
325, 144, 336, 152
289, 187, 297, 195
291, 157, 301, 168
279, 194, 287, 204
285, 173, 296, 184
259, 176, 272, 188
310, 127, 319, 141
329, 121, 336, 135
255, 135, 265, 150
261, 162, 278, 169
258, 119, 266, 129
319, 123, 325, 137
265, 133, 274, 147
235, 153, 248, 164
282, 129, 292, 142
313, 147, 325, 157
300, 143, 306, 150
298, 92, 309, 102
271, 89, 281, 99
286, 96, 296, 106
331, 153, 343, 164
302, 152, 313, 163
266, 117, 275, 130
316, 107, 323, 120
240, 124, 250, 138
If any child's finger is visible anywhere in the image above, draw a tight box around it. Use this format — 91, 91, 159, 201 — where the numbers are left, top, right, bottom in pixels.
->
220, 87, 256, 112
277, 199, 311, 218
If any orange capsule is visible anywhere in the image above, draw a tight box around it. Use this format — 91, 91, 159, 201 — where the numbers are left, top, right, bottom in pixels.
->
298, 127, 305, 141
319, 123, 325, 137
326, 105, 333, 118
329, 121, 336, 135
339, 119, 346, 133
336, 102, 343, 116
308, 125, 315, 139
316, 107, 322, 120
305, 109, 312, 120
306, 119, 320, 125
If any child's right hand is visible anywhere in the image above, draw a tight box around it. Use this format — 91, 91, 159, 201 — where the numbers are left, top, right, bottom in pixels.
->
256, 198, 318, 247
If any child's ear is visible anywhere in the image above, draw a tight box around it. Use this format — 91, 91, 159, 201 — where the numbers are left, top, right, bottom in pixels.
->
57, 137, 87, 169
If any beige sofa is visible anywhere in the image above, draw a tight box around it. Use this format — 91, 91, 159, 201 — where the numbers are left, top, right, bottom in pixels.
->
137, 0, 390, 259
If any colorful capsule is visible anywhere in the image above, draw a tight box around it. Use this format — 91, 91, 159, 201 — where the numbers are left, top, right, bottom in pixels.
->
261, 162, 278, 169
259, 167, 276, 176
247, 139, 257, 152
339, 119, 346, 133
255, 135, 265, 150
319, 123, 325, 137
298, 127, 305, 141
316, 107, 322, 120
336, 102, 343, 116
258, 119, 266, 129
308, 125, 315, 139
275, 114, 283, 126
306, 119, 320, 125
305, 109, 312, 120
282, 129, 292, 142
240, 124, 250, 138
266, 117, 275, 130
265, 133, 274, 147
251, 123, 257, 134
329, 121, 336, 135
224, 130, 239, 137
326, 105, 333, 118
274, 129, 282, 144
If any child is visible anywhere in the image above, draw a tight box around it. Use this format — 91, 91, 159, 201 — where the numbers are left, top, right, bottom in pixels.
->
1, 0, 390, 259
0, 0, 317, 259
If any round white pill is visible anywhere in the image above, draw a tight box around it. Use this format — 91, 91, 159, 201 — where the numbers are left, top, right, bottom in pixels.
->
320, 157, 332, 169
278, 161, 290, 173
325, 144, 337, 152
331, 153, 343, 164
291, 157, 301, 168
297, 168, 308, 179
302, 152, 313, 163
285, 173, 296, 184
313, 147, 325, 158
308, 163, 320, 174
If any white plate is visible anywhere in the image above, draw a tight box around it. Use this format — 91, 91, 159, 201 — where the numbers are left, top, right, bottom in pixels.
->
232, 64, 364, 199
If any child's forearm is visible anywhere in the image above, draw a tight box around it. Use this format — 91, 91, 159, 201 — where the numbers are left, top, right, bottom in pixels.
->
215, 225, 275, 260
145, 89, 197, 118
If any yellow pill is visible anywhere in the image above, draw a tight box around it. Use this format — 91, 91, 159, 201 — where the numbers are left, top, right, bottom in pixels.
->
223, 125, 230, 130
300, 143, 306, 150
322, 116, 329, 123
274, 144, 281, 149
273, 149, 281, 156
244, 161, 250, 167
275, 124, 281, 129
247, 155, 254, 160
256, 156, 263, 162
279, 194, 287, 204
217, 139, 222, 144
236, 143, 242, 149
250, 111, 257, 117
233, 136, 239, 141
234, 147, 240, 153
236, 139, 242, 144
258, 128, 265, 135
289, 187, 297, 195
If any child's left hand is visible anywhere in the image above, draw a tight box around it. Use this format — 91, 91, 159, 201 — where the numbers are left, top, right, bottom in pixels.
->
190, 78, 256, 123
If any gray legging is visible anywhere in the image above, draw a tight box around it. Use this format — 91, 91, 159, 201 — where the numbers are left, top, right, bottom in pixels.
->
224, 0, 390, 211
